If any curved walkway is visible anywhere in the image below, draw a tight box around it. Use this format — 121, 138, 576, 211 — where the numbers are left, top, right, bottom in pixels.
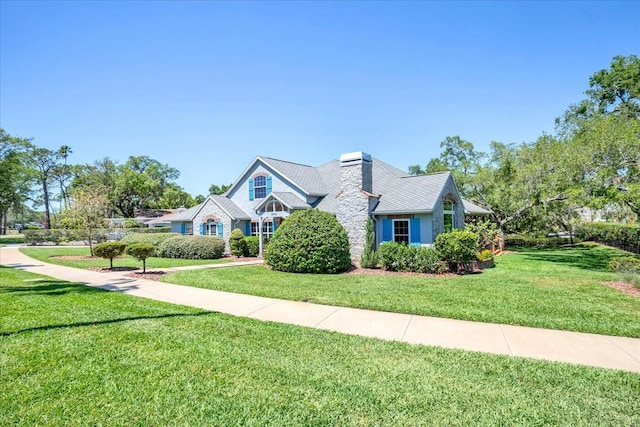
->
1, 246, 639, 373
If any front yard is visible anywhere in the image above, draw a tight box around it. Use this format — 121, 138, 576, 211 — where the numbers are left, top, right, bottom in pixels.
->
1, 266, 638, 426
17, 243, 640, 337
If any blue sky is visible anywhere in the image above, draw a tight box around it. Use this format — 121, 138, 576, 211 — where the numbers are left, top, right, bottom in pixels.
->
2, 1, 639, 197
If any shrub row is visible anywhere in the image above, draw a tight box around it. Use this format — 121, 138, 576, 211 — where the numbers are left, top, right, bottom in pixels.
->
24, 229, 109, 245
608, 256, 640, 273
505, 235, 580, 248
577, 223, 640, 254
377, 243, 446, 274
119, 233, 178, 256
158, 235, 225, 260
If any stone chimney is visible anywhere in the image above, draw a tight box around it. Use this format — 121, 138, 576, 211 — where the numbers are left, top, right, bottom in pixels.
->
336, 151, 373, 260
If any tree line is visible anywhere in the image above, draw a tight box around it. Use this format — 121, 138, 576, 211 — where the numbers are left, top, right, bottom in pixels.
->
2, 55, 638, 235
409, 55, 639, 234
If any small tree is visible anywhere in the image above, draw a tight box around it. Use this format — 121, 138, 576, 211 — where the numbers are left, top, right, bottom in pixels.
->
93, 241, 127, 269
360, 217, 378, 268
66, 186, 109, 256
126, 243, 155, 273
229, 227, 247, 257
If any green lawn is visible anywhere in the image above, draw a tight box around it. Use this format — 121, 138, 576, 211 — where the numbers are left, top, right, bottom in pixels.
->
20, 246, 233, 269
160, 244, 640, 337
1, 266, 638, 426
0, 235, 25, 245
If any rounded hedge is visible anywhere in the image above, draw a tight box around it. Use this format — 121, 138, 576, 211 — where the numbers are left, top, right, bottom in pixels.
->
158, 235, 225, 260
265, 209, 351, 274
120, 233, 177, 256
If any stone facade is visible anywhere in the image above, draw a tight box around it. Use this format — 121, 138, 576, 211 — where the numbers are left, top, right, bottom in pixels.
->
335, 152, 374, 260
192, 199, 234, 253
431, 176, 466, 239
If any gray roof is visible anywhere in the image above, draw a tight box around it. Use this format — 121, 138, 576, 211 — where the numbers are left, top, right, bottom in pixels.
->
169, 195, 250, 222
259, 157, 327, 196
373, 172, 452, 214
314, 158, 449, 214
462, 199, 492, 215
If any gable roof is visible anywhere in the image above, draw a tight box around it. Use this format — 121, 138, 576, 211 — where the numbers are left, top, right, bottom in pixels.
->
170, 195, 250, 222
373, 172, 452, 214
226, 156, 327, 198
255, 192, 311, 210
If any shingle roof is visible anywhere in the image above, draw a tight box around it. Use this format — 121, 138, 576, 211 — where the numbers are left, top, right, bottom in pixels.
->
462, 199, 492, 215
269, 192, 312, 209
169, 195, 250, 222
259, 157, 327, 196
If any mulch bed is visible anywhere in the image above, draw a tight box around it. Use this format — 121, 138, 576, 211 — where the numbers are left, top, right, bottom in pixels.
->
602, 281, 640, 298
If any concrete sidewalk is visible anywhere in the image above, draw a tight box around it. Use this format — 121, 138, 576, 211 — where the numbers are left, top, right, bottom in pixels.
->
1, 246, 639, 373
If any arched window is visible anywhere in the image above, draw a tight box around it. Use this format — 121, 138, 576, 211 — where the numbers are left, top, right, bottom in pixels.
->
443, 201, 455, 232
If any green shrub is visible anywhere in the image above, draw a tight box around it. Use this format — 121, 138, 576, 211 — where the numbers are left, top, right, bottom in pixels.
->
360, 217, 378, 268
158, 235, 225, 260
23, 229, 108, 246
93, 241, 127, 269
608, 256, 640, 273
435, 230, 478, 267
578, 223, 640, 254
122, 218, 142, 228
136, 227, 172, 234
477, 249, 494, 261
505, 235, 579, 248
125, 243, 156, 273
265, 209, 351, 274
120, 233, 177, 256
229, 228, 247, 257
378, 242, 445, 273
245, 236, 260, 257
465, 220, 500, 250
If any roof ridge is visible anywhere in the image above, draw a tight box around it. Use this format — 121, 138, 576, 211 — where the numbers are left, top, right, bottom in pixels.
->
259, 156, 316, 168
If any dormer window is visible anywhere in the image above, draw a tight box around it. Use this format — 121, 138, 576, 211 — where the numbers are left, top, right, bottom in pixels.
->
249, 174, 272, 201
254, 175, 267, 199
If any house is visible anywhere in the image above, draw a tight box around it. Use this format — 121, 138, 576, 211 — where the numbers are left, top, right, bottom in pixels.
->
169, 151, 465, 258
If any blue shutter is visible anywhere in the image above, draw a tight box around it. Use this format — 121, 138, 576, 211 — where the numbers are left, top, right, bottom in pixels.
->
245, 221, 251, 236
217, 222, 223, 237
266, 176, 272, 195
180, 223, 186, 235
272, 220, 277, 232
410, 218, 421, 246
199, 223, 204, 235
382, 219, 392, 242
248, 179, 254, 201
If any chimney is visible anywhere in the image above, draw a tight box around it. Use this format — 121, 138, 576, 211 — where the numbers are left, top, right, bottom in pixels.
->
336, 151, 373, 261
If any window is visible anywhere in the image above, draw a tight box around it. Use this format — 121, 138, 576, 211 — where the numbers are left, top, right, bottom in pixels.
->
185, 223, 193, 235
265, 200, 284, 212
251, 221, 274, 238
393, 220, 409, 244
205, 221, 217, 236
443, 201, 455, 232
254, 175, 267, 199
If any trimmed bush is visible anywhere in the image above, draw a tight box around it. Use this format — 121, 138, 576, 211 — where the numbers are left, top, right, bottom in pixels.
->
93, 241, 127, 269
125, 243, 156, 273
23, 229, 108, 246
158, 235, 225, 260
120, 233, 177, 256
122, 218, 142, 228
578, 223, 640, 254
608, 256, 640, 273
229, 228, 247, 257
505, 235, 580, 248
477, 249, 494, 261
435, 230, 478, 268
245, 236, 260, 257
378, 242, 445, 274
265, 209, 351, 274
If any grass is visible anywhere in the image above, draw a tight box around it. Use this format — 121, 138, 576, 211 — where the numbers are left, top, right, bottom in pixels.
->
20, 246, 233, 269
0, 235, 25, 245
160, 243, 640, 337
1, 266, 639, 426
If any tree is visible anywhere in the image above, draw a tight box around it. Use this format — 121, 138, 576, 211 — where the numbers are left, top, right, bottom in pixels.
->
0, 129, 32, 234
93, 241, 127, 269
30, 145, 74, 229
66, 185, 109, 256
586, 55, 640, 119
125, 243, 155, 273
360, 217, 378, 268
209, 183, 231, 195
